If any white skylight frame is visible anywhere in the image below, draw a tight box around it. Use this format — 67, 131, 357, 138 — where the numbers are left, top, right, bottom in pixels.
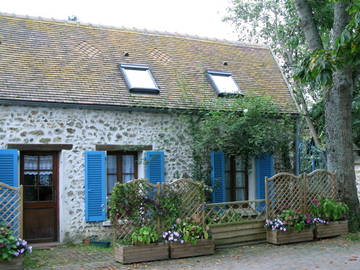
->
206, 70, 243, 96
120, 64, 160, 94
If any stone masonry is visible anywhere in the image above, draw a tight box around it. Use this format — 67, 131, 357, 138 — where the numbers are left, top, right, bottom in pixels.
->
0, 104, 194, 242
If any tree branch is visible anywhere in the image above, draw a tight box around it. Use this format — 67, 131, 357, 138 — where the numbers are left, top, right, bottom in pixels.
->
294, 0, 323, 50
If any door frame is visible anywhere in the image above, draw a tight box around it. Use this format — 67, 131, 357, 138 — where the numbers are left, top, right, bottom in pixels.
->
20, 151, 59, 243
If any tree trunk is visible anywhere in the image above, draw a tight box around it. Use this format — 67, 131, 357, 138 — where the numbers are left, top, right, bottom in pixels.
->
326, 68, 359, 207
295, 0, 360, 228
326, 1, 360, 227
294, 0, 323, 50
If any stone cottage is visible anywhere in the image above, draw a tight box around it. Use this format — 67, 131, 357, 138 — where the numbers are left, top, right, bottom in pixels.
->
0, 13, 297, 243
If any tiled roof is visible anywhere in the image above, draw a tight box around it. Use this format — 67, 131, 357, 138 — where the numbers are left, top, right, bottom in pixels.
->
0, 13, 297, 113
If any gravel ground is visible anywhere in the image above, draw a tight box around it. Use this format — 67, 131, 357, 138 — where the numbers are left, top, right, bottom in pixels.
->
27, 236, 360, 270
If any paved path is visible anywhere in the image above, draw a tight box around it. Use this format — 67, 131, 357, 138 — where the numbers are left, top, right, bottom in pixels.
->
28, 237, 360, 270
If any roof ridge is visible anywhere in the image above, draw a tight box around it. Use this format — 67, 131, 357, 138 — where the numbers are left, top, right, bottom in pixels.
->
0, 11, 269, 50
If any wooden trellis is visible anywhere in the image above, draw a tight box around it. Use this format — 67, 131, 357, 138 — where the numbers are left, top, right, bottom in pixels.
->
0, 182, 23, 238
265, 170, 337, 218
204, 199, 266, 225
112, 179, 205, 243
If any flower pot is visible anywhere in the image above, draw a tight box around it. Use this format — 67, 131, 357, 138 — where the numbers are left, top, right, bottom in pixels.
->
0, 257, 24, 270
169, 239, 215, 259
90, 240, 111, 248
266, 227, 314, 245
114, 242, 169, 264
315, 220, 348, 239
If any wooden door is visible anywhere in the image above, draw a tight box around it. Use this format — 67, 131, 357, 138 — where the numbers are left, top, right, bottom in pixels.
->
21, 152, 58, 243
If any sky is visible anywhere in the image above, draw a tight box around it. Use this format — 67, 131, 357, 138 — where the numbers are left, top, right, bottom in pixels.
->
1, 0, 239, 41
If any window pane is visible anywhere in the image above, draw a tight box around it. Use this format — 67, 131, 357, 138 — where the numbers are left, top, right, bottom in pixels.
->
24, 172, 37, 185
235, 172, 245, 187
236, 189, 245, 201
124, 68, 157, 89
39, 187, 53, 201
235, 156, 245, 171
39, 156, 53, 170
24, 187, 37, 201
107, 175, 117, 194
123, 174, 135, 183
39, 173, 52, 186
107, 155, 117, 174
24, 156, 38, 170
122, 155, 134, 174
210, 74, 240, 94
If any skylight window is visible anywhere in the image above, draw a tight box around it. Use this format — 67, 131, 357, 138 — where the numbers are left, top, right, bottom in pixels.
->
120, 64, 159, 94
207, 70, 242, 96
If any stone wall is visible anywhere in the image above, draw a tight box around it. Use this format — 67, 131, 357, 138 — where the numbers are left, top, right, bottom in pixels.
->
0, 104, 194, 242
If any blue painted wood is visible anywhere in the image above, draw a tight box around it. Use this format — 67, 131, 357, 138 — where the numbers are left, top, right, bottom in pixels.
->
211, 152, 225, 203
0, 149, 19, 187
0, 149, 20, 236
145, 151, 165, 184
255, 153, 274, 200
84, 151, 107, 222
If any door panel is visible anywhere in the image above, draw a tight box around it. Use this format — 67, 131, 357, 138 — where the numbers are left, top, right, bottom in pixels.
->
21, 152, 58, 243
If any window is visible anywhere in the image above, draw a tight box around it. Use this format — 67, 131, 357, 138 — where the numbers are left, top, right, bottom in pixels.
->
106, 151, 138, 195
225, 156, 248, 201
206, 70, 242, 96
119, 64, 159, 94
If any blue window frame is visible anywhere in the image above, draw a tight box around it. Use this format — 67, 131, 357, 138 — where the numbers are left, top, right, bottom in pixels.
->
206, 70, 242, 96
119, 64, 160, 94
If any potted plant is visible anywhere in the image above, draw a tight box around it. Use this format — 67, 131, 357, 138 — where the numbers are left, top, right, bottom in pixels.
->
266, 209, 314, 245
310, 198, 349, 238
0, 222, 32, 270
166, 217, 214, 259
114, 226, 168, 264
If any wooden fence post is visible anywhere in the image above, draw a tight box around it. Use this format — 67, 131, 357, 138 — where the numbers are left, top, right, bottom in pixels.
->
19, 185, 23, 239
265, 177, 269, 219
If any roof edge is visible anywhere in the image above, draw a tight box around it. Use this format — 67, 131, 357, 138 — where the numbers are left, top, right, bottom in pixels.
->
0, 12, 269, 50
0, 98, 299, 116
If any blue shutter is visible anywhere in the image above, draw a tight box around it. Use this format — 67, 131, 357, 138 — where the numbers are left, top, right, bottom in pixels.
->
84, 151, 106, 222
255, 153, 274, 200
0, 149, 19, 187
211, 152, 225, 203
145, 151, 165, 184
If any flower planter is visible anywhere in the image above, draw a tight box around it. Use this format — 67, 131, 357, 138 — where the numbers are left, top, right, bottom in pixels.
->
266, 227, 314, 245
315, 220, 348, 239
0, 257, 24, 270
114, 242, 169, 264
169, 239, 215, 259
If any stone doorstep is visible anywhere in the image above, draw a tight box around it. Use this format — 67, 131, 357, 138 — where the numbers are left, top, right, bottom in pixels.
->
31, 242, 61, 250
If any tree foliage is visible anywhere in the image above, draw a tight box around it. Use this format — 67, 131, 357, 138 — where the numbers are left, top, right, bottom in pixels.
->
191, 95, 293, 177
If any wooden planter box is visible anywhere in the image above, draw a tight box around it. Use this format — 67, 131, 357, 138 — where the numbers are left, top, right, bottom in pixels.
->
267, 227, 314, 245
114, 242, 169, 264
315, 220, 348, 239
0, 257, 24, 270
209, 220, 266, 247
169, 239, 215, 259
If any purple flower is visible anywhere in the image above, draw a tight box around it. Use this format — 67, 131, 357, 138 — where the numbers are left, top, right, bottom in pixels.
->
12, 252, 19, 257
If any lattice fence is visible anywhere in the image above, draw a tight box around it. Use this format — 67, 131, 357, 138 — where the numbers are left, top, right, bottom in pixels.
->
111, 179, 205, 243
265, 170, 337, 218
0, 182, 23, 237
204, 199, 266, 225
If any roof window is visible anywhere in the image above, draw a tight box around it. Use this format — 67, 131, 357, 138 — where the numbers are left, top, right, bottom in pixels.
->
120, 64, 159, 94
207, 70, 242, 96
